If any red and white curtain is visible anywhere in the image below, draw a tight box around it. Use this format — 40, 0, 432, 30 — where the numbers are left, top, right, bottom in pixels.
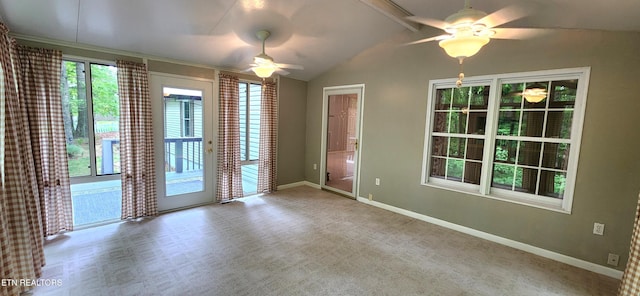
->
620, 195, 640, 295
0, 22, 72, 296
257, 79, 277, 193
17, 46, 73, 236
117, 60, 157, 219
216, 73, 243, 201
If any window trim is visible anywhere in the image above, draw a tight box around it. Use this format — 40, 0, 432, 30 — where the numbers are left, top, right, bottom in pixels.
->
421, 67, 591, 213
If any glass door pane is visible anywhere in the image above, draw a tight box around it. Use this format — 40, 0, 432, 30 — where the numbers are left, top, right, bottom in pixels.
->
163, 87, 204, 196
153, 74, 214, 211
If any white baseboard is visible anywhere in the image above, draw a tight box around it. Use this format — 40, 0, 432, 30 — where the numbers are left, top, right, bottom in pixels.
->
356, 196, 624, 279
277, 181, 321, 190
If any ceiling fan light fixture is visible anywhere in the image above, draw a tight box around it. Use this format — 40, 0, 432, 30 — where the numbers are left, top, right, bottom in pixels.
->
522, 88, 547, 103
438, 34, 489, 59
252, 64, 276, 78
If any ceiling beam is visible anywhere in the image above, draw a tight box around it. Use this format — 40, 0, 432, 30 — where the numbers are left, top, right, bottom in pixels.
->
359, 0, 420, 32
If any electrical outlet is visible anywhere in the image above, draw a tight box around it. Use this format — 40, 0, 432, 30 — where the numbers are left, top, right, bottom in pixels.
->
375, 178, 380, 186
593, 223, 605, 235
607, 253, 619, 266
313, 163, 317, 170
368, 193, 373, 201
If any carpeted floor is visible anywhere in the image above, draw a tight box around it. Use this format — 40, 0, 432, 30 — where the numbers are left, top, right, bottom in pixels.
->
28, 186, 620, 295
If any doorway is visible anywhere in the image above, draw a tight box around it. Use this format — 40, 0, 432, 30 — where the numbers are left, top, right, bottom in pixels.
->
321, 85, 364, 198
150, 74, 216, 211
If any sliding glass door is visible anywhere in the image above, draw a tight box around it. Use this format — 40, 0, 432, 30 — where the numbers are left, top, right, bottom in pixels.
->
62, 59, 122, 226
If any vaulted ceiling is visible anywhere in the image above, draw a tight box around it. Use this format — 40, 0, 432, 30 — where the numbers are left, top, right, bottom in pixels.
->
1, 0, 639, 81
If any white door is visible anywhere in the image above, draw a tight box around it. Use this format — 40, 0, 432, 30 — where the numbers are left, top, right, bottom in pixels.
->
150, 73, 216, 211
321, 85, 364, 198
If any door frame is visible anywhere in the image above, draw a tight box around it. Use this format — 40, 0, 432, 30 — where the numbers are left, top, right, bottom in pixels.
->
320, 84, 365, 198
150, 72, 217, 212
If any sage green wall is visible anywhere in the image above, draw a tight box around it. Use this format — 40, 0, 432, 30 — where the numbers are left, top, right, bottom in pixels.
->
148, 60, 215, 79
305, 28, 640, 270
277, 77, 308, 185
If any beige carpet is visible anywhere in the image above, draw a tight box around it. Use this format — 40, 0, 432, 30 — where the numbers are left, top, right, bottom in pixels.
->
28, 186, 619, 295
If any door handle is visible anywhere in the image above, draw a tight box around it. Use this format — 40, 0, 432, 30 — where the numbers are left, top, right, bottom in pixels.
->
354, 139, 358, 151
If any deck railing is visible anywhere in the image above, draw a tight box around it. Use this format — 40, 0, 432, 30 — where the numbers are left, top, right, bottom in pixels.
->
101, 137, 203, 174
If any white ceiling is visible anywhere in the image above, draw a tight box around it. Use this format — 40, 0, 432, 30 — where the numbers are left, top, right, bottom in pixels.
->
1, 0, 639, 81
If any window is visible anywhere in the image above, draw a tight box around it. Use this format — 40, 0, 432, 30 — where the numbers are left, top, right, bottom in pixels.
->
239, 81, 262, 194
62, 60, 120, 177
422, 68, 590, 212
239, 82, 261, 163
182, 100, 193, 137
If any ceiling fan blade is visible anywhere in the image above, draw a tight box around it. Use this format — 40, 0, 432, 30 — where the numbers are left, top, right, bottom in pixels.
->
275, 63, 304, 70
275, 68, 290, 76
403, 34, 450, 46
478, 5, 528, 28
406, 16, 448, 30
491, 28, 551, 39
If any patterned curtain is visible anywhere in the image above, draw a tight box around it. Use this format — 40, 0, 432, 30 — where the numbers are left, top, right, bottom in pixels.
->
0, 23, 46, 296
116, 60, 157, 219
216, 73, 243, 201
619, 195, 640, 295
257, 79, 277, 193
17, 45, 73, 235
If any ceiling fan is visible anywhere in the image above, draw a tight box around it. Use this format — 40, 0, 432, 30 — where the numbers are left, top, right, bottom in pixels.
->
249, 30, 303, 78
406, 0, 543, 86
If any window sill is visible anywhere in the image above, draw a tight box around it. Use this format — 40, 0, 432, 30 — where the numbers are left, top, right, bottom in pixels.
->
422, 180, 571, 214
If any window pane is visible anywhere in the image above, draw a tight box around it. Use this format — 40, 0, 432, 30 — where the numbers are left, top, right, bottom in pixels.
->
435, 89, 452, 110
464, 161, 482, 185
452, 87, 470, 110
517, 141, 542, 166
469, 86, 489, 110
542, 143, 570, 170
546, 110, 573, 139
91, 64, 119, 176
448, 137, 466, 158
448, 111, 467, 133
430, 157, 446, 178
539, 170, 566, 199
515, 167, 538, 194
239, 83, 247, 161
62, 61, 91, 177
431, 136, 448, 157
500, 83, 524, 108
497, 111, 520, 136
433, 112, 448, 132
467, 112, 487, 135
248, 83, 261, 161
492, 164, 514, 189
523, 81, 549, 109
494, 140, 517, 164
520, 111, 544, 137
446, 158, 463, 181
548, 80, 577, 109
466, 139, 484, 160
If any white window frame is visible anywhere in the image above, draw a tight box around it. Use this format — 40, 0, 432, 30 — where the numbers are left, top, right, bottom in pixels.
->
421, 67, 590, 213
239, 80, 262, 165
63, 56, 121, 184
181, 100, 193, 137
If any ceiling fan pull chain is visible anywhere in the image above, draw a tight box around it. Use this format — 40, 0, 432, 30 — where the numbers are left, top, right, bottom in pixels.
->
456, 58, 465, 87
